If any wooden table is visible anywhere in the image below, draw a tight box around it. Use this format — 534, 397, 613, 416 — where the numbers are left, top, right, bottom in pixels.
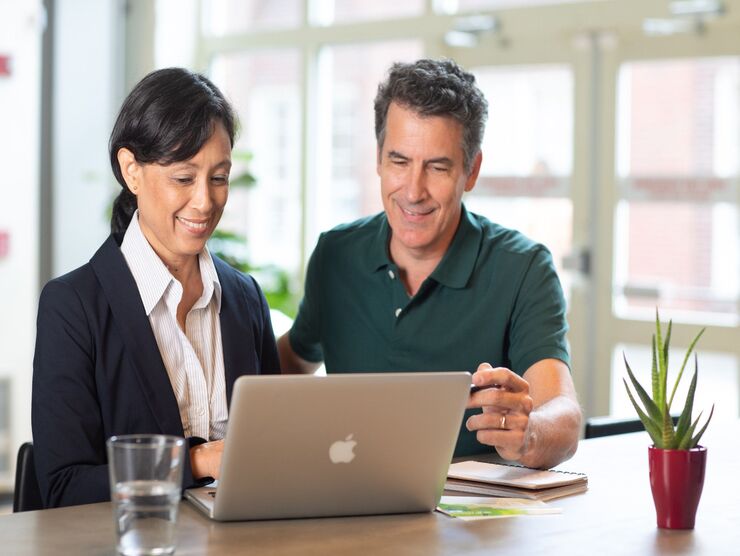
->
2, 420, 738, 555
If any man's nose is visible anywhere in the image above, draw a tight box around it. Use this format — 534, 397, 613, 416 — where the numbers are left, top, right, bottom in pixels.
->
404, 165, 426, 202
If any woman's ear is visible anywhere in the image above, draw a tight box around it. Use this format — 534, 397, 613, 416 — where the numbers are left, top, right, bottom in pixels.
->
117, 148, 141, 195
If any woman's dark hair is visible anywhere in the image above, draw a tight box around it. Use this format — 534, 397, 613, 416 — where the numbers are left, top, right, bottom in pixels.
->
109, 67, 237, 234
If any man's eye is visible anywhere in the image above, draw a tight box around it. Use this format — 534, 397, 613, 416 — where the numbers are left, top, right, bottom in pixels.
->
431, 165, 449, 173
391, 159, 407, 166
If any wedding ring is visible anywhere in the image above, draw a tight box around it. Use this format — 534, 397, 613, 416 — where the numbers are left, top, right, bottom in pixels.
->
500, 414, 506, 430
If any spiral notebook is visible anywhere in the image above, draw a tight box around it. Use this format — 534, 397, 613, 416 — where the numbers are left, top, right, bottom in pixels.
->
445, 461, 588, 501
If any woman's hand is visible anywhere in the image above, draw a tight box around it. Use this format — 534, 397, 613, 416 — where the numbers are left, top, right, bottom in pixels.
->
189, 439, 224, 480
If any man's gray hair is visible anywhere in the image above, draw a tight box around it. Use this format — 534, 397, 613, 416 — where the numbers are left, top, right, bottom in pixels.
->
374, 58, 488, 173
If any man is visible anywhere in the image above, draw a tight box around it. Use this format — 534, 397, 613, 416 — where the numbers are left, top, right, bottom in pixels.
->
278, 59, 581, 469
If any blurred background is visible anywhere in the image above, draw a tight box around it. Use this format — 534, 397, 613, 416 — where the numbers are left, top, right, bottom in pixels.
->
0, 0, 738, 496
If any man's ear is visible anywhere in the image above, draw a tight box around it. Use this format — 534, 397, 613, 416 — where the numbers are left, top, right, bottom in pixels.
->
464, 151, 483, 193
117, 148, 141, 195
376, 145, 382, 176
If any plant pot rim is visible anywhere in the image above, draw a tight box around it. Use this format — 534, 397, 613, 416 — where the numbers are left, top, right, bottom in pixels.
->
648, 445, 706, 453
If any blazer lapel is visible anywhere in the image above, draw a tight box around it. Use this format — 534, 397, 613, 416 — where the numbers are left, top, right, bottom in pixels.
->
90, 236, 184, 436
214, 259, 257, 408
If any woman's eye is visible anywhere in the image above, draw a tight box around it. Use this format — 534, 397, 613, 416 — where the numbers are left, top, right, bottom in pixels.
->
173, 176, 193, 185
212, 175, 229, 184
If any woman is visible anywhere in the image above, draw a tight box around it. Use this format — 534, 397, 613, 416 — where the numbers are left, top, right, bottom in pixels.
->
32, 68, 280, 508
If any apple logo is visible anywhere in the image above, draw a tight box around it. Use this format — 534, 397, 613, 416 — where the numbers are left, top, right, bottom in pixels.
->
329, 434, 357, 464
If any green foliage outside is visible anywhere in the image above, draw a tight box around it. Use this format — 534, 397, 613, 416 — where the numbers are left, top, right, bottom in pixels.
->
208, 150, 300, 318
208, 229, 299, 318
622, 310, 714, 450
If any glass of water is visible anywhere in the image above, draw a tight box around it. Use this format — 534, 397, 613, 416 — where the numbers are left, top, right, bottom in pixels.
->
107, 434, 186, 556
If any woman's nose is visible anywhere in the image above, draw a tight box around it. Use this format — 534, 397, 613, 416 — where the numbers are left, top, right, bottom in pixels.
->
191, 178, 214, 212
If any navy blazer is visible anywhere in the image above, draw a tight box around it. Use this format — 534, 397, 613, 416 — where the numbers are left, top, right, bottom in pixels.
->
32, 235, 280, 508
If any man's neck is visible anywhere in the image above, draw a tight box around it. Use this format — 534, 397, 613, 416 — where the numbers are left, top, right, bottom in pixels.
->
389, 242, 445, 297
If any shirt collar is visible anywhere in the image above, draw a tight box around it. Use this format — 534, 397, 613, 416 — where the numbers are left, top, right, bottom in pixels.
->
367, 204, 482, 289
429, 204, 482, 289
120, 211, 222, 315
197, 245, 222, 313
368, 215, 392, 272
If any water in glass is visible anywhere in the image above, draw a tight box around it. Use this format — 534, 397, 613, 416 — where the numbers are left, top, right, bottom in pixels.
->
114, 480, 180, 556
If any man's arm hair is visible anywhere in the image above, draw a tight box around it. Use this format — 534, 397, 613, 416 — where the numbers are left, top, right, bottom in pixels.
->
519, 359, 582, 468
277, 332, 322, 374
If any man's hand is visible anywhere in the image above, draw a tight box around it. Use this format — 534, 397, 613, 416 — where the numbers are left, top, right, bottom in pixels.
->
466, 359, 582, 468
466, 363, 535, 461
190, 439, 225, 480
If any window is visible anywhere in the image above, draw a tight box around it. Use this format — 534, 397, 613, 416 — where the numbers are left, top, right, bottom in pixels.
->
202, 0, 302, 34
310, 40, 423, 245
466, 64, 574, 296
614, 57, 740, 324
211, 50, 303, 276
316, 0, 424, 24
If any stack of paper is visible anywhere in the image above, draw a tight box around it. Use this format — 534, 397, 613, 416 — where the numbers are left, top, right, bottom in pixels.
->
445, 461, 588, 502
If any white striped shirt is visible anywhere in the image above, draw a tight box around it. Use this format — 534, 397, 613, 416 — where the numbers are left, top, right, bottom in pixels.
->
120, 211, 227, 440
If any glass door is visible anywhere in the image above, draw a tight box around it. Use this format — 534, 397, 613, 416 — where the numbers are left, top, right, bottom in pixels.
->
445, 0, 740, 421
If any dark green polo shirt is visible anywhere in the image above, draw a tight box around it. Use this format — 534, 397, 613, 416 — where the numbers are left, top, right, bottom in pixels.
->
290, 205, 570, 457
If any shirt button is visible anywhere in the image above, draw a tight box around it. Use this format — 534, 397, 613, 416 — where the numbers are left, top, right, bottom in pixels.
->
395, 308, 402, 318
196, 407, 205, 417
388, 269, 395, 279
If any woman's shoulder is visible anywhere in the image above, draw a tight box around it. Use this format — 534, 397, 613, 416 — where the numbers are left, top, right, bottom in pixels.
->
40, 236, 120, 305
211, 255, 262, 299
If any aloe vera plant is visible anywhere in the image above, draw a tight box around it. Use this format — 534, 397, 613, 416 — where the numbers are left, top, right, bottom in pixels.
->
622, 310, 714, 450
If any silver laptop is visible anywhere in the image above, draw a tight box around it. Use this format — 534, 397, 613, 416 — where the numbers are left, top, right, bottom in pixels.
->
185, 372, 471, 521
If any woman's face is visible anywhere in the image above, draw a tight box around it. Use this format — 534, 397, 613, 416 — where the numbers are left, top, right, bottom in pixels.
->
120, 122, 232, 267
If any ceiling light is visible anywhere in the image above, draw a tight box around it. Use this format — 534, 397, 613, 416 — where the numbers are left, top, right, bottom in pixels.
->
669, 0, 725, 17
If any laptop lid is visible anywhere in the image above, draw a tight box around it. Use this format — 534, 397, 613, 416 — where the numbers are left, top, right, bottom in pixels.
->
187, 372, 470, 521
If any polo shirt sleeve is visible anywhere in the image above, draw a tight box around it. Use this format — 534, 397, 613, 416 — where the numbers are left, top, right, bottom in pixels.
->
289, 235, 325, 363
509, 246, 570, 374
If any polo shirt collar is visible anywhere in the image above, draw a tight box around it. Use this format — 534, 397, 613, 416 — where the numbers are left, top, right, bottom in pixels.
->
367, 204, 482, 289
429, 204, 482, 289
369, 216, 392, 272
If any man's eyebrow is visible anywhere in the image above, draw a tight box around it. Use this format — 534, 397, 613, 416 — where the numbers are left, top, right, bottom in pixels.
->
387, 150, 410, 160
425, 157, 454, 166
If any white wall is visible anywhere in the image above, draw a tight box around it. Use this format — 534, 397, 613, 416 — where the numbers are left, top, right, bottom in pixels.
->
0, 0, 43, 486
0, 0, 123, 487
52, 0, 123, 276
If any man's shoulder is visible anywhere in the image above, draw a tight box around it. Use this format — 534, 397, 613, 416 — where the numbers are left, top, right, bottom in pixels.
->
470, 211, 545, 257
317, 213, 385, 248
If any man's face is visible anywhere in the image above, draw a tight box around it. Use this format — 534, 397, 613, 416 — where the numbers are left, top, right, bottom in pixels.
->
377, 102, 481, 263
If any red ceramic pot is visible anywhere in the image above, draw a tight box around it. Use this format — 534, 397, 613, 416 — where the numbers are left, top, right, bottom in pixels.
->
648, 445, 707, 529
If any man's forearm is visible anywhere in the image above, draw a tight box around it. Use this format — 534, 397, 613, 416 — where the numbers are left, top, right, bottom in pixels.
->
517, 395, 582, 469
277, 333, 321, 374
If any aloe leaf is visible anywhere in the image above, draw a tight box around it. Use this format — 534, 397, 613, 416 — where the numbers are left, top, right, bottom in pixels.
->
623, 353, 661, 423
677, 411, 702, 450
668, 328, 705, 408
663, 319, 672, 384
623, 379, 663, 446
688, 404, 714, 448
655, 312, 668, 415
674, 359, 698, 442
651, 334, 661, 412
661, 406, 676, 448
